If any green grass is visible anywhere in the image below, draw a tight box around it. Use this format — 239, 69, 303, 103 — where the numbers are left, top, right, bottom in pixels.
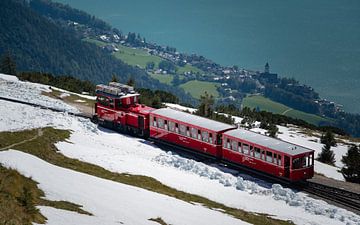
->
0, 128, 293, 225
84, 38, 205, 76
0, 164, 91, 225
113, 45, 163, 68
149, 73, 174, 85
180, 80, 220, 99
83, 37, 108, 47
242, 95, 331, 126
177, 63, 204, 75
84, 38, 163, 68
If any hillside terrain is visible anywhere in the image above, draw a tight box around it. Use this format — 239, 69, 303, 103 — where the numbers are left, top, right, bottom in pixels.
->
1, 0, 360, 136
0, 74, 359, 224
0, 0, 196, 105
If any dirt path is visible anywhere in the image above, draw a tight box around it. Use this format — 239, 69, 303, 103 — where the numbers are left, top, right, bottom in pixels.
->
0, 129, 43, 151
282, 108, 293, 115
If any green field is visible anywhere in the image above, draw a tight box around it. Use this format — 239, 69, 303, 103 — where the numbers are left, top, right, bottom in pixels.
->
149, 73, 174, 85
113, 45, 163, 68
84, 38, 206, 74
177, 63, 204, 74
242, 95, 331, 125
180, 80, 220, 99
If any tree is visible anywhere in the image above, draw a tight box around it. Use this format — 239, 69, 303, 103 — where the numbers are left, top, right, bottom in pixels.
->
158, 60, 176, 74
127, 76, 135, 87
341, 145, 360, 183
172, 74, 180, 86
146, 61, 155, 70
317, 142, 335, 165
320, 130, 337, 147
267, 123, 278, 138
111, 74, 118, 82
197, 91, 214, 118
0, 52, 16, 75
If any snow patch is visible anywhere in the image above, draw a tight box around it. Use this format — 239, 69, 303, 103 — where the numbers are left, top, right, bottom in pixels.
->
154, 151, 360, 225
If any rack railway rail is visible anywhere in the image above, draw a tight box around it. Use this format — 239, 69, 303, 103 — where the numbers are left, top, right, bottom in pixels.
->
1, 95, 359, 214
297, 181, 360, 214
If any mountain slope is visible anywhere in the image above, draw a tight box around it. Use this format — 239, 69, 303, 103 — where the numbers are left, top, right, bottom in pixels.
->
0, 0, 196, 105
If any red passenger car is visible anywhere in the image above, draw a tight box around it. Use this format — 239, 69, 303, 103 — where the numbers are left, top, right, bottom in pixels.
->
149, 108, 235, 158
222, 129, 314, 181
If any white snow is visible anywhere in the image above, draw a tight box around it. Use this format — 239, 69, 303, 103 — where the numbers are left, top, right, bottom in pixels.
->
1, 76, 359, 225
164, 102, 197, 113
59, 93, 70, 98
0, 74, 79, 113
0, 150, 248, 225
51, 86, 96, 100
0, 73, 19, 81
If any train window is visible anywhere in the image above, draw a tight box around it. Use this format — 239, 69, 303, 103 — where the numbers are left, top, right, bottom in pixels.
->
292, 158, 301, 169
209, 133, 213, 144
223, 137, 227, 148
186, 127, 190, 137
266, 151, 273, 163
231, 140, 238, 151
254, 147, 261, 158
217, 134, 222, 145
191, 127, 197, 139
198, 130, 202, 140
278, 155, 282, 166
153, 117, 157, 127
164, 120, 168, 130
97, 96, 109, 106
308, 154, 313, 166
169, 121, 175, 132
243, 143, 249, 154
158, 118, 164, 129
273, 153, 277, 164
227, 139, 231, 149
175, 123, 179, 133
238, 142, 242, 153
179, 124, 186, 135
202, 131, 209, 142
117, 100, 122, 108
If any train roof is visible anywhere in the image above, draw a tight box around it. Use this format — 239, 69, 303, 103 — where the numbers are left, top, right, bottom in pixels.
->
224, 129, 314, 156
151, 108, 235, 132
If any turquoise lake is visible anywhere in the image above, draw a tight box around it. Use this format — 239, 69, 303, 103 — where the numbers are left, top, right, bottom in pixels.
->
56, 0, 360, 113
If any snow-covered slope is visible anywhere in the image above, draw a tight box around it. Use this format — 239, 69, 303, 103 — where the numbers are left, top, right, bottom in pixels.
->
1, 74, 359, 225
0, 73, 79, 113
0, 150, 247, 225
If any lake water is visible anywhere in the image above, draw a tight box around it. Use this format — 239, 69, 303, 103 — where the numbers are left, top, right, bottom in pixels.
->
56, 0, 360, 113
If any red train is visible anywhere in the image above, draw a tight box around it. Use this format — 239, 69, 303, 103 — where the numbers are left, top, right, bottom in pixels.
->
94, 82, 314, 182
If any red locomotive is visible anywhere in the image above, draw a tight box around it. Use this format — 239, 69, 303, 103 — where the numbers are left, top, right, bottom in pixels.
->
95, 82, 314, 182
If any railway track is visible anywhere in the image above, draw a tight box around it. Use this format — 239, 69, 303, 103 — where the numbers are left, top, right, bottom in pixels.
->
1, 95, 359, 214
297, 181, 360, 213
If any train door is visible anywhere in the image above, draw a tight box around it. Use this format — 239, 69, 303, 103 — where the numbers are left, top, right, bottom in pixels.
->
284, 156, 290, 178
137, 115, 145, 137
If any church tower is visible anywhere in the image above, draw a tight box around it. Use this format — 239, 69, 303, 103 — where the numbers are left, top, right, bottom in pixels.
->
265, 62, 270, 74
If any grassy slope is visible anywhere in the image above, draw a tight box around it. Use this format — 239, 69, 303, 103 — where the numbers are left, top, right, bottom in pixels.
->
113, 45, 163, 69
149, 73, 174, 85
0, 127, 293, 225
83, 38, 205, 74
0, 130, 91, 225
242, 95, 331, 125
177, 63, 204, 74
180, 80, 220, 99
